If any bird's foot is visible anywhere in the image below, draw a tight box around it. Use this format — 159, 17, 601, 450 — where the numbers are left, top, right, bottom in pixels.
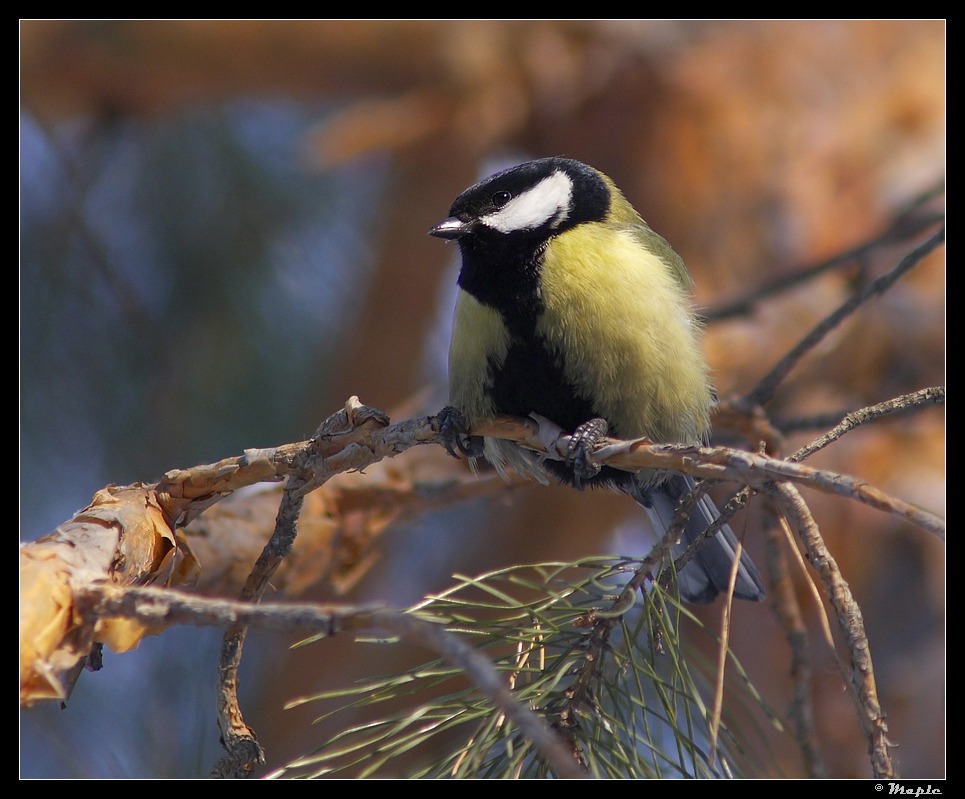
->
437, 406, 485, 459
567, 417, 608, 489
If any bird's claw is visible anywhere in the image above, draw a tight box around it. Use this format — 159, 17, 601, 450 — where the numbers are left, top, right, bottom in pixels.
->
437, 406, 484, 459
567, 417, 608, 489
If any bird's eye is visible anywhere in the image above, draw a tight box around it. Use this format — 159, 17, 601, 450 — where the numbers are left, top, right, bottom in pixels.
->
491, 191, 512, 208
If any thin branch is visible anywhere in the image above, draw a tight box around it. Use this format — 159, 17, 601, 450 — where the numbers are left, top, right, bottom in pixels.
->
707, 535, 744, 768
773, 482, 894, 778
382, 611, 586, 779
667, 481, 742, 582
551, 615, 617, 765
763, 508, 829, 778
478, 415, 944, 539
788, 386, 944, 462
74, 584, 586, 780
741, 226, 945, 410
212, 482, 305, 777
212, 403, 392, 777
705, 187, 944, 322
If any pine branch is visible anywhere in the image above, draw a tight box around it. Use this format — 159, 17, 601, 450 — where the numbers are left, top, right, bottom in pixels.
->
19, 264, 944, 776
75, 583, 587, 779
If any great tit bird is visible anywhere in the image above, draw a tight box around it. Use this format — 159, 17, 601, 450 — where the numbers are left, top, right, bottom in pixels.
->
429, 157, 764, 603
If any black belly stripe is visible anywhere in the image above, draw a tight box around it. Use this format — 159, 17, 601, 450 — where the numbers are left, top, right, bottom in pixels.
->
488, 336, 592, 430
487, 335, 631, 490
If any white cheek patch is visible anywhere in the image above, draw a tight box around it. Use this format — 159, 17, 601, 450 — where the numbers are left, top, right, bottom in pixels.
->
482, 170, 573, 233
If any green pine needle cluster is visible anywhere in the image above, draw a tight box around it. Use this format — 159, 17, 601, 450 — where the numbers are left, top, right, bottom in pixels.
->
273, 558, 773, 779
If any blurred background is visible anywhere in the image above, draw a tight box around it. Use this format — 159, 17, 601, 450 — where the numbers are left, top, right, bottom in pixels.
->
20, 20, 944, 778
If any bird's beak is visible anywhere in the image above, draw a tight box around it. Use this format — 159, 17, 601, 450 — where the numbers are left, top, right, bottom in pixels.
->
428, 217, 471, 240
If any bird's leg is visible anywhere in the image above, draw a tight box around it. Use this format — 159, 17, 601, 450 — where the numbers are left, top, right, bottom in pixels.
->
437, 406, 485, 459
567, 417, 609, 489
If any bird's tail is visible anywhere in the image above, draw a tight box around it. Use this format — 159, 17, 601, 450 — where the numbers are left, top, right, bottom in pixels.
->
630, 474, 765, 603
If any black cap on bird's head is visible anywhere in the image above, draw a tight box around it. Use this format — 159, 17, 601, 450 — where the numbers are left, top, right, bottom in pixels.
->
428, 158, 611, 244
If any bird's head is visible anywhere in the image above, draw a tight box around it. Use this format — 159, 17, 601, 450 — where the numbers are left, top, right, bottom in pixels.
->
428, 157, 613, 247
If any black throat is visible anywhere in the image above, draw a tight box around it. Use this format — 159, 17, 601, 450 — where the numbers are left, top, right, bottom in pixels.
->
456, 234, 547, 339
